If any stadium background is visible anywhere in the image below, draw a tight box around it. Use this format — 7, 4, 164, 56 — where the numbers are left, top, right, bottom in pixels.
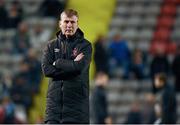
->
0, 0, 179, 123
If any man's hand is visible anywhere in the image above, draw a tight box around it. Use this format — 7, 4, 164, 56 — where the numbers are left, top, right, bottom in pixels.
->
74, 53, 84, 61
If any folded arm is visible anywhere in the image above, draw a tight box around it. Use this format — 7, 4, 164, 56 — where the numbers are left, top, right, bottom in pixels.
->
41, 43, 67, 78
42, 43, 92, 78
54, 43, 92, 73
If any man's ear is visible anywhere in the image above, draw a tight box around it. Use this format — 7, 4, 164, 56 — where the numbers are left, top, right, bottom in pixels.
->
58, 20, 61, 28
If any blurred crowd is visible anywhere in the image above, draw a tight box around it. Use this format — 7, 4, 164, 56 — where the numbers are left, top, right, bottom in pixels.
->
0, 0, 66, 123
92, 33, 179, 124
94, 33, 180, 93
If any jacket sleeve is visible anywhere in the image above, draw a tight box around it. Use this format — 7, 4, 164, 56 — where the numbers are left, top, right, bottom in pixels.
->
54, 43, 92, 73
41, 43, 66, 78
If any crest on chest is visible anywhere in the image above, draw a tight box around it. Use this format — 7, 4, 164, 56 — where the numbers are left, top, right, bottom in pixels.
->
72, 47, 78, 57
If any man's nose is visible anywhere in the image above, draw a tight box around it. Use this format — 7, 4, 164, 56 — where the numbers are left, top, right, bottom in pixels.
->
67, 22, 72, 27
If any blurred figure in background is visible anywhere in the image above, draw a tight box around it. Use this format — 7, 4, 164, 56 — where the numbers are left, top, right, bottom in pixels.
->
7, 0, 23, 29
141, 93, 156, 124
30, 23, 51, 50
92, 72, 112, 124
154, 73, 177, 124
94, 35, 109, 75
10, 61, 32, 113
150, 47, 170, 93
130, 48, 146, 80
23, 48, 42, 94
0, 0, 8, 29
0, 74, 10, 101
172, 44, 180, 92
1, 95, 15, 124
108, 33, 131, 79
0, 106, 5, 123
124, 100, 142, 124
38, 0, 66, 18
12, 22, 31, 55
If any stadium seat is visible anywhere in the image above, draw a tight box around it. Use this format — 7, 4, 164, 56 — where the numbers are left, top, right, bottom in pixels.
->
142, 16, 157, 28
144, 5, 161, 16
153, 28, 170, 41
116, 5, 130, 17
161, 4, 177, 16
171, 28, 180, 41
150, 41, 168, 55
130, 4, 144, 16
126, 15, 142, 27
138, 28, 153, 41
166, 42, 177, 54
122, 28, 138, 41
157, 16, 175, 28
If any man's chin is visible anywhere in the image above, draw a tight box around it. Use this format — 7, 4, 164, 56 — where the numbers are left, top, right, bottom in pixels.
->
65, 33, 75, 37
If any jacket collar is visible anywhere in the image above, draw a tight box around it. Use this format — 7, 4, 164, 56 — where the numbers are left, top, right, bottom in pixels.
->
56, 28, 84, 42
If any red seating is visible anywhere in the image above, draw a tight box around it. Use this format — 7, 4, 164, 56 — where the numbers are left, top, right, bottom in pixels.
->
150, 41, 167, 55
166, 42, 177, 54
153, 28, 170, 41
161, 4, 176, 16
151, 0, 177, 55
0, 107, 5, 123
150, 40, 177, 55
157, 16, 175, 28
165, 0, 180, 5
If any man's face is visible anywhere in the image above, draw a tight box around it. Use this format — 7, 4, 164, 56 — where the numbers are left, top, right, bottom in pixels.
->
59, 13, 78, 37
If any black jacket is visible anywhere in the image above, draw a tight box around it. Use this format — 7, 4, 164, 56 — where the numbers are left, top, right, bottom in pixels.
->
41, 28, 92, 123
172, 54, 180, 92
161, 84, 177, 124
92, 86, 108, 124
94, 41, 109, 74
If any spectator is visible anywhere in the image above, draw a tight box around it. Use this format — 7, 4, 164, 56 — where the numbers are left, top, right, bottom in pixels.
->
94, 35, 109, 74
130, 48, 146, 80
10, 62, 32, 113
1, 95, 16, 124
150, 47, 170, 93
108, 33, 131, 79
154, 73, 177, 124
0, 73, 9, 101
0, 106, 5, 123
12, 22, 31, 55
30, 23, 52, 50
172, 45, 180, 92
141, 93, 156, 124
23, 48, 42, 94
38, 0, 66, 18
7, 0, 23, 29
124, 100, 142, 124
0, 0, 8, 29
92, 72, 112, 124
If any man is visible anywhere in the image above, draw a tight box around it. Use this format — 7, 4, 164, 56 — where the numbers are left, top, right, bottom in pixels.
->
41, 9, 92, 124
94, 35, 109, 74
108, 33, 130, 78
150, 47, 170, 93
154, 73, 177, 124
172, 44, 180, 92
92, 72, 112, 124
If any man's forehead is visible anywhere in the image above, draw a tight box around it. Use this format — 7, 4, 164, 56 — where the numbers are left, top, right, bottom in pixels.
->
61, 14, 78, 21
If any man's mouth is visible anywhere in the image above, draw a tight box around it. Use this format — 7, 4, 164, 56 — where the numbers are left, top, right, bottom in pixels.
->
66, 29, 73, 33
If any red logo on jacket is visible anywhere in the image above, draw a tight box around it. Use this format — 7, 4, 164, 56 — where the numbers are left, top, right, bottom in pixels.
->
72, 48, 78, 57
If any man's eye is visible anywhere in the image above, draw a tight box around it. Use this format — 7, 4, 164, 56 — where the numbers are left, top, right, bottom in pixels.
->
65, 21, 69, 23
